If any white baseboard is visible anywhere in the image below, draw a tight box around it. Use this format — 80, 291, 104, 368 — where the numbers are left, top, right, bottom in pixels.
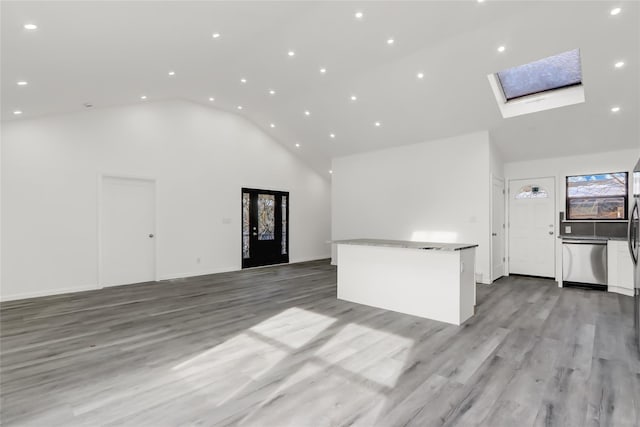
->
290, 254, 331, 264
608, 285, 634, 297
0, 284, 100, 302
1, 257, 332, 302
159, 256, 330, 281
159, 265, 239, 281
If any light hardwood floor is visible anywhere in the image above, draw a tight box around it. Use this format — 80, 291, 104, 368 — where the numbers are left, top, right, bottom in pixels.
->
1, 259, 639, 426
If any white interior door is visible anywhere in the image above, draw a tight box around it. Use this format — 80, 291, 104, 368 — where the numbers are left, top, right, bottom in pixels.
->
101, 176, 156, 286
508, 177, 556, 278
491, 176, 505, 282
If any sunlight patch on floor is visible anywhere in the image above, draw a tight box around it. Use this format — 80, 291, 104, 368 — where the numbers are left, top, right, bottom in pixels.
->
249, 307, 338, 349
238, 322, 416, 426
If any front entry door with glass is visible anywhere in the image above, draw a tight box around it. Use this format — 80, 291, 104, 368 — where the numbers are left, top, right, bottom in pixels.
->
242, 188, 289, 268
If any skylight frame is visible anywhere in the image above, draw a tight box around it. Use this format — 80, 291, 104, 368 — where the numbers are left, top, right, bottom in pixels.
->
487, 48, 586, 119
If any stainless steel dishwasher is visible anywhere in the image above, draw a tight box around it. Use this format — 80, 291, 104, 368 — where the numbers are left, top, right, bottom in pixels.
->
562, 239, 608, 290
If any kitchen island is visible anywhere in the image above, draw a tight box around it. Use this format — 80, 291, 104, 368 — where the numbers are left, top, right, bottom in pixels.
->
333, 239, 478, 325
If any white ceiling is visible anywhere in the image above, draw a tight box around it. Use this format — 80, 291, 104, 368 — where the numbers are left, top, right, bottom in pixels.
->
2, 1, 639, 174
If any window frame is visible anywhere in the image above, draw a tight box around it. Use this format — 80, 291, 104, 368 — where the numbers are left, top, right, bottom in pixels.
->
565, 172, 629, 221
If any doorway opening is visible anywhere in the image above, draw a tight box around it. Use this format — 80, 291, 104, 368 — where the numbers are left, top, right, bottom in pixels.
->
242, 188, 289, 268
508, 177, 556, 278
491, 175, 505, 282
100, 175, 156, 286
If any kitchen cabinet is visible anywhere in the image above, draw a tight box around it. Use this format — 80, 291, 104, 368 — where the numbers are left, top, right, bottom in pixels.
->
607, 240, 634, 296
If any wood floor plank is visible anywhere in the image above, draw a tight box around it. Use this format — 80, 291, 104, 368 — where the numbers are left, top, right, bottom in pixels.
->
1, 261, 639, 426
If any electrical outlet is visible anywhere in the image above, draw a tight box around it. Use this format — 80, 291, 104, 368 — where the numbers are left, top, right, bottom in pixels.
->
565, 226, 572, 234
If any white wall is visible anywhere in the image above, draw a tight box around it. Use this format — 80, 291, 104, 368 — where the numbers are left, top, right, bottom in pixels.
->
332, 131, 493, 284
1, 100, 331, 301
504, 148, 640, 282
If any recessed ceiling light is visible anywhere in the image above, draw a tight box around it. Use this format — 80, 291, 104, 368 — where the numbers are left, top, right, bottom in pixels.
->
270, 123, 276, 128
329, 133, 336, 139
329, 170, 333, 174
23, 23, 37, 30
269, 89, 276, 95
140, 95, 147, 100
304, 110, 311, 116
237, 105, 243, 110
320, 68, 327, 74
374, 121, 381, 127
240, 78, 247, 84
350, 95, 357, 101
295, 143, 300, 148
13, 110, 22, 115
416, 72, 424, 79
209, 97, 215, 101
168, 71, 176, 76
477, 0, 485, 3
212, 32, 221, 38
288, 50, 295, 57
17, 81, 28, 86
614, 61, 625, 68
611, 106, 621, 112
387, 38, 395, 45
354, 11, 364, 20
497, 45, 506, 53
610, 7, 621, 15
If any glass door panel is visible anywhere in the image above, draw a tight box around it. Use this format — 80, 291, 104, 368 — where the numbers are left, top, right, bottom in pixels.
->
242, 188, 289, 268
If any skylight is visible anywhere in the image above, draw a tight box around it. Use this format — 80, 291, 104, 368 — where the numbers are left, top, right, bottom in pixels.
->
497, 49, 582, 101
487, 48, 585, 118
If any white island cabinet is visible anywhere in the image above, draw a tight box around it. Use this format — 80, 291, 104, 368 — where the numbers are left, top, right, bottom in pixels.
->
608, 239, 634, 296
333, 239, 478, 325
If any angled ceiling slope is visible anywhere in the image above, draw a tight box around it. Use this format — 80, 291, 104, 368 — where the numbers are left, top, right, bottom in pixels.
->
2, 1, 638, 174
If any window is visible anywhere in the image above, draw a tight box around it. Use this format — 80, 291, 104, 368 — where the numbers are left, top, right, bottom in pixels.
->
497, 49, 582, 101
487, 48, 585, 118
515, 184, 549, 199
566, 172, 628, 220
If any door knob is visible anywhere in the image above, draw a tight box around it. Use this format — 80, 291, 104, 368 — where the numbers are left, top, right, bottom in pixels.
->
492, 233, 497, 236
148, 234, 154, 238
548, 231, 554, 235
252, 232, 258, 236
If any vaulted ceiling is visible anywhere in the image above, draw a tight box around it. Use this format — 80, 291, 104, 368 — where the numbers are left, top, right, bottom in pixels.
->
2, 1, 638, 174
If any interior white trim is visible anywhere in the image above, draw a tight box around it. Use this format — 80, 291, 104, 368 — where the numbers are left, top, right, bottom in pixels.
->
0, 285, 100, 302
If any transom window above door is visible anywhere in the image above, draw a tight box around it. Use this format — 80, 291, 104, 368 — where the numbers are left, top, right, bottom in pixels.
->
515, 184, 549, 199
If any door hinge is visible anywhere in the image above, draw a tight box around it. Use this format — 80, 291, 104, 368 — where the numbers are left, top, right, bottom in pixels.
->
503, 257, 506, 262
502, 189, 505, 195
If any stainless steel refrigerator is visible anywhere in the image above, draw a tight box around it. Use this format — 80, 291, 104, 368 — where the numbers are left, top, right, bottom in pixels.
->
630, 158, 640, 353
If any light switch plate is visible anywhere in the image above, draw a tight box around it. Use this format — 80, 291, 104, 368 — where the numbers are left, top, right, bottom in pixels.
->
565, 225, 572, 234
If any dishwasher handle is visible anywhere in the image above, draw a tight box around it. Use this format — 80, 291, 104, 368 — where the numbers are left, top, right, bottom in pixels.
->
562, 240, 607, 245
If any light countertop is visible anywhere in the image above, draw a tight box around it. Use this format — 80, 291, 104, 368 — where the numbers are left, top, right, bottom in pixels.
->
559, 235, 627, 242
331, 238, 478, 252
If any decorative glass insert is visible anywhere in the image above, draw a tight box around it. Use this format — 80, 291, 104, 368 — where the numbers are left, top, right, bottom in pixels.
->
515, 185, 549, 199
242, 193, 250, 258
281, 196, 287, 255
497, 49, 582, 101
258, 194, 275, 240
567, 172, 628, 220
